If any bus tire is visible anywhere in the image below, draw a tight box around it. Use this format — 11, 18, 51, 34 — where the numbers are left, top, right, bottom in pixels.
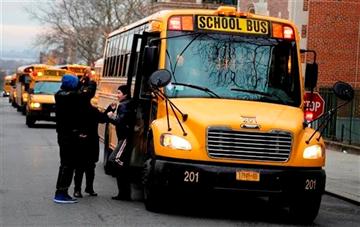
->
288, 193, 322, 224
103, 123, 111, 175
143, 158, 163, 212
26, 115, 35, 128
143, 138, 165, 212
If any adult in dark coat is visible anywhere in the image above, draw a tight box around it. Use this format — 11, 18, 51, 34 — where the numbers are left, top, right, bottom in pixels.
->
73, 75, 109, 198
53, 74, 81, 204
106, 85, 133, 200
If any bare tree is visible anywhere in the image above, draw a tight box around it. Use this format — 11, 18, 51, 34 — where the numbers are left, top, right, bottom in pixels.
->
28, 0, 148, 65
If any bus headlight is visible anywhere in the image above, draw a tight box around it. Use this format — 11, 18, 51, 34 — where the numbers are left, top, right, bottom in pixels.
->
22, 93, 28, 102
160, 133, 192, 151
30, 102, 41, 109
303, 145, 323, 159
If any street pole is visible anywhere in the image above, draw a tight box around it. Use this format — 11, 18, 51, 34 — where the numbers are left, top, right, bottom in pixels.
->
237, 0, 241, 11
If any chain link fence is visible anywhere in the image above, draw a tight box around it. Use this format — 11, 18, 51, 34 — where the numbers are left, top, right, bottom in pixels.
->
318, 88, 360, 145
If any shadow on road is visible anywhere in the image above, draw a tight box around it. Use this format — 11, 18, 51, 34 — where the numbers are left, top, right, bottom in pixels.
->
153, 192, 294, 225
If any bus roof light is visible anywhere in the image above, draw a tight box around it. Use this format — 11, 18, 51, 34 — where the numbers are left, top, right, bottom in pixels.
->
216, 6, 237, 16
168, 16, 194, 31
236, 12, 249, 18
168, 16, 182, 30
181, 16, 194, 31
272, 23, 295, 39
283, 26, 294, 39
272, 23, 283, 38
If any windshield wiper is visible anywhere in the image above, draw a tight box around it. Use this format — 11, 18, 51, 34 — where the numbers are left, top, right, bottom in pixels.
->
172, 82, 220, 98
231, 88, 285, 104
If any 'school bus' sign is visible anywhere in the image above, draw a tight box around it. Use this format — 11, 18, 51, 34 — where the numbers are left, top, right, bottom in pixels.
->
197, 16, 269, 35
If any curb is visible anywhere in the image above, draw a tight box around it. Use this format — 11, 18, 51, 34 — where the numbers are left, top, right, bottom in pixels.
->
325, 190, 360, 206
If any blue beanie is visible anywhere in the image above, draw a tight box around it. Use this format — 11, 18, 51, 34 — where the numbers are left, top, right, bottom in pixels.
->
61, 74, 78, 90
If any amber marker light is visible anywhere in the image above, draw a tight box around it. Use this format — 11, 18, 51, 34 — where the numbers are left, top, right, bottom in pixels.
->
216, 6, 237, 16
149, 21, 162, 32
272, 23, 283, 39
181, 16, 194, 31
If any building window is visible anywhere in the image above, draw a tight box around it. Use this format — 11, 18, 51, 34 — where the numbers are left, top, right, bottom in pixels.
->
301, 25, 307, 38
303, 0, 309, 11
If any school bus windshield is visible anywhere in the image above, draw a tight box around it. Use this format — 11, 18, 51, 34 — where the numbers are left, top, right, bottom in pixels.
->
165, 31, 301, 106
34, 81, 61, 95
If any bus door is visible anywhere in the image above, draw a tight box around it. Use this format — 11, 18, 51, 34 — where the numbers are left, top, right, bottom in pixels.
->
127, 32, 160, 169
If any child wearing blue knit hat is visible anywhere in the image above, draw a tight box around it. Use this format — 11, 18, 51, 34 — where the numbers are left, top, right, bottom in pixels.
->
61, 74, 78, 91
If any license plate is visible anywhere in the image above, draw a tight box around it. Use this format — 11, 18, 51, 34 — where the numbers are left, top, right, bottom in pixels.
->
236, 170, 260, 182
50, 112, 56, 117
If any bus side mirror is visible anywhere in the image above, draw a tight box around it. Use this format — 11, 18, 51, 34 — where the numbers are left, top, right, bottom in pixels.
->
304, 63, 318, 90
149, 69, 171, 89
333, 81, 354, 102
143, 46, 159, 78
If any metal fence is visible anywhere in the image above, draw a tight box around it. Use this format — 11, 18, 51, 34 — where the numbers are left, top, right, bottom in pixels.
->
317, 88, 360, 145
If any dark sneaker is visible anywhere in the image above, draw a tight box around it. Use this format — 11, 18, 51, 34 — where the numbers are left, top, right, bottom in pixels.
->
73, 191, 83, 198
53, 193, 78, 204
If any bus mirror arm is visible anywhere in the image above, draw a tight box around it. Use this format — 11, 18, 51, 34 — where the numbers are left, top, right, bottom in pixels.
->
305, 101, 350, 144
152, 87, 188, 136
305, 81, 354, 144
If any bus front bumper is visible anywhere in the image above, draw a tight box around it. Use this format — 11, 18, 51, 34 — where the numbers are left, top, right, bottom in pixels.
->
151, 158, 326, 196
27, 110, 56, 121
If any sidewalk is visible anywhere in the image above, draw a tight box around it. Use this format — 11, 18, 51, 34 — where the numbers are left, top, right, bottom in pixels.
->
325, 148, 360, 204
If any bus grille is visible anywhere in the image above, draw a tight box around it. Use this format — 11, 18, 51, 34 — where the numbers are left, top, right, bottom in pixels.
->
207, 128, 292, 162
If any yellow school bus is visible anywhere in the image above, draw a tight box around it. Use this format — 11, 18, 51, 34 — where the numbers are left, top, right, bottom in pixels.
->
3, 74, 16, 97
15, 64, 48, 113
96, 6, 352, 223
25, 68, 69, 127
56, 64, 91, 79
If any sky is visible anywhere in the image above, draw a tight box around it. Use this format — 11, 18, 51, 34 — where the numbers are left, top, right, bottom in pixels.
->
0, 0, 52, 59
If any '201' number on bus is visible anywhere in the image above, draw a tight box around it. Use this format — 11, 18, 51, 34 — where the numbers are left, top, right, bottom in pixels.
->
305, 179, 316, 190
184, 171, 199, 183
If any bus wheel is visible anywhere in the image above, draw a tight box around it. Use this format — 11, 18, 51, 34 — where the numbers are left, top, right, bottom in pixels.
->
143, 137, 165, 212
26, 115, 35, 128
143, 158, 163, 212
288, 193, 322, 224
103, 123, 111, 174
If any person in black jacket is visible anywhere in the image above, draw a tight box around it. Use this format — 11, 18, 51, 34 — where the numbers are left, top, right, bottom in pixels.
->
106, 85, 133, 200
53, 74, 81, 204
73, 72, 109, 198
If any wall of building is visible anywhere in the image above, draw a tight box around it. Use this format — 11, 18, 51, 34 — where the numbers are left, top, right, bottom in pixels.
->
308, 0, 360, 89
